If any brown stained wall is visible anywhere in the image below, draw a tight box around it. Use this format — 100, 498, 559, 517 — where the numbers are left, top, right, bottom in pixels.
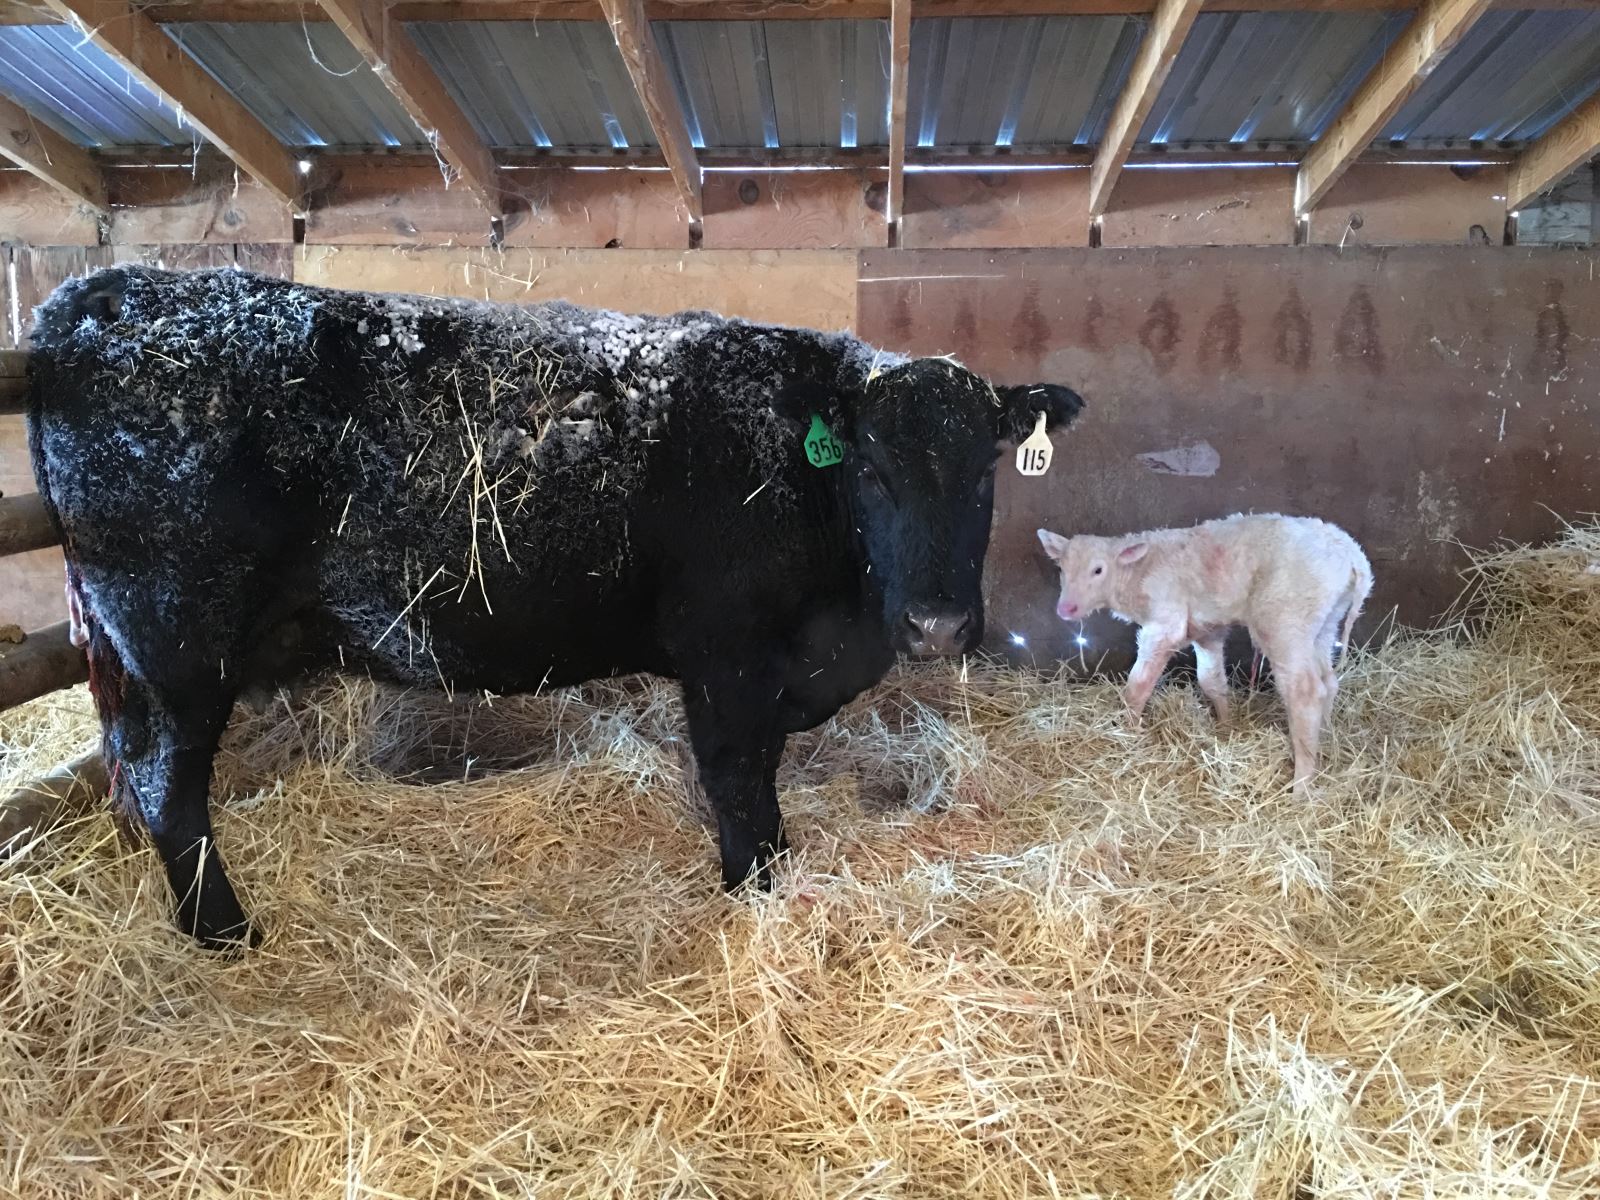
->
857, 246, 1600, 671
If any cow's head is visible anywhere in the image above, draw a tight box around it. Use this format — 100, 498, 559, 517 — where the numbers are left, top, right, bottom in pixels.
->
798, 357, 1084, 657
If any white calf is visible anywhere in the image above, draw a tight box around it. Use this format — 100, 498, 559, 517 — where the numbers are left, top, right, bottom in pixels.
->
1038, 514, 1372, 795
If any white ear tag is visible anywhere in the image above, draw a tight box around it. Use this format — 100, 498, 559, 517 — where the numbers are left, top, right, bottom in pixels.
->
1015, 411, 1053, 477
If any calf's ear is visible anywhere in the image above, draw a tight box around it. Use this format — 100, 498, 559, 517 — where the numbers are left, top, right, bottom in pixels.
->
994, 383, 1085, 444
1037, 528, 1070, 561
1116, 541, 1149, 565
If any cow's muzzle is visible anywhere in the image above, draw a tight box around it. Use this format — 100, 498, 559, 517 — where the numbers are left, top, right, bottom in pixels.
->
900, 605, 977, 657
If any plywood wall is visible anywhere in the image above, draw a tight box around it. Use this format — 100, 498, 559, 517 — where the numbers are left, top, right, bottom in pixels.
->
858, 245, 1600, 668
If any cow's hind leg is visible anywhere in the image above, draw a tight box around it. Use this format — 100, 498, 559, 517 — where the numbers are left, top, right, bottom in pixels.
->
85, 604, 256, 950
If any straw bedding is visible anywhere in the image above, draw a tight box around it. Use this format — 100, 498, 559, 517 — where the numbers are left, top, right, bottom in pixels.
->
2, 526, 1598, 1199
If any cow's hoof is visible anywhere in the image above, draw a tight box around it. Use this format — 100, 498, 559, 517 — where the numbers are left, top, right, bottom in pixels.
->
179, 909, 262, 954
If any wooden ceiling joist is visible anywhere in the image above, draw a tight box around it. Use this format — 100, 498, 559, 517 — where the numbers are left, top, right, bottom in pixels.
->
317, 0, 502, 213
37, 0, 301, 206
599, 0, 702, 227
5, 0, 1599, 21
0, 92, 107, 210
886, 0, 910, 230
1088, 0, 1203, 217
1294, 0, 1493, 215
1506, 91, 1600, 213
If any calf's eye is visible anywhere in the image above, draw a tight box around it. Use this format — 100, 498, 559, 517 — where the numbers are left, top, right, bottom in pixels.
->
1092, 566, 1104, 576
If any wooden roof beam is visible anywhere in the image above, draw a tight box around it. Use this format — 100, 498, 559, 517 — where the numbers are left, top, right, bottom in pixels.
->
1295, 0, 1493, 215
8, 0, 1600, 21
886, 0, 909, 232
0, 93, 107, 211
317, 0, 502, 213
1506, 91, 1600, 213
1088, 0, 1203, 217
37, 0, 300, 206
599, 0, 702, 229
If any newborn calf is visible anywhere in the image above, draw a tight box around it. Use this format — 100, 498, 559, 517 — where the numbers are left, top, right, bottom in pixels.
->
1037, 514, 1372, 796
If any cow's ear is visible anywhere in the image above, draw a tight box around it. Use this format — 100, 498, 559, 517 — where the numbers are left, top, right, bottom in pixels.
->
766, 333, 860, 439
770, 377, 859, 441
994, 383, 1085, 444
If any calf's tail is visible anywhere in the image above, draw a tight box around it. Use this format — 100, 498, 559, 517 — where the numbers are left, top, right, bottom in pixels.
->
1338, 558, 1374, 658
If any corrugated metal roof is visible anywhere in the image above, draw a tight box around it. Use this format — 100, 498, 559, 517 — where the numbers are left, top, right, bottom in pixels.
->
909, 16, 1141, 149
409, 20, 656, 151
654, 19, 888, 151
1383, 11, 1600, 145
165, 22, 425, 149
0, 24, 189, 147
1139, 11, 1409, 146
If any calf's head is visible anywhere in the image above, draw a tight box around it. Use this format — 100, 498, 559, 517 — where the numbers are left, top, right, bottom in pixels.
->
807, 359, 1083, 657
1037, 530, 1148, 621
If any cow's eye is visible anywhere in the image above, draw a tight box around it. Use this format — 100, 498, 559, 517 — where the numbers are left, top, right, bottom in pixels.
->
1092, 565, 1104, 576
981, 460, 998, 482
860, 463, 886, 492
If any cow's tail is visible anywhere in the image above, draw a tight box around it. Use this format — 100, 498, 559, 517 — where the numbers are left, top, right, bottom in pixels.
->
28, 266, 146, 840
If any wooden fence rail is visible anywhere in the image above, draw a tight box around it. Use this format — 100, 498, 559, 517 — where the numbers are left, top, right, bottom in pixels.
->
1, 349, 24, 416
0, 623, 88, 712
0, 494, 57, 556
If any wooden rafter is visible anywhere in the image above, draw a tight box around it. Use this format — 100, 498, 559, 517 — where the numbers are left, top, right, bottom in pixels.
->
1506, 91, 1600, 213
1088, 0, 1203, 217
0, 93, 107, 210
599, 0, 702, 226
316, 0, 502, 213
37, 0, 300, 206
6, 0, 1600, 21
1294, 0, 1492, 215
886, 0, 910, 229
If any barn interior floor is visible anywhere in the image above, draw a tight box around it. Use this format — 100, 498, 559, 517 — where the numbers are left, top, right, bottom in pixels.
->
2, 529, 1598, 1198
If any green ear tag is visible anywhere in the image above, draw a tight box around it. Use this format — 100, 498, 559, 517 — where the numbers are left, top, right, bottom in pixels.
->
804, 413, 843, 468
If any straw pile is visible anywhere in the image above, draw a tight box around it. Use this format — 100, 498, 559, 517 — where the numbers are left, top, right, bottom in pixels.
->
2, 526, 1598, 1199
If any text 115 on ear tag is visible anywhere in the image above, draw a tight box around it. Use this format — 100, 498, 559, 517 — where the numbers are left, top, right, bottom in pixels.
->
1016, 411, 1053, 476
804, 413, 843, 468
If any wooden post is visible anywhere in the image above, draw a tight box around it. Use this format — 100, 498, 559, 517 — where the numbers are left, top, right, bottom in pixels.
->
0, 624, 88, 713
886, 0, 911, 234
0, 750, 107, 855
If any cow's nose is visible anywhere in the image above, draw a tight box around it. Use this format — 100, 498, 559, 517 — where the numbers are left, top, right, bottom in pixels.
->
902, 606, 974, 657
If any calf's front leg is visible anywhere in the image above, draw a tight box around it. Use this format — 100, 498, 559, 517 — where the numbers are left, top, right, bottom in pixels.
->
1122, 624, 1183, 730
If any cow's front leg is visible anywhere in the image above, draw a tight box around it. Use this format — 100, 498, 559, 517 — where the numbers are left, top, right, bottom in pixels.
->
681, 682, 787, 891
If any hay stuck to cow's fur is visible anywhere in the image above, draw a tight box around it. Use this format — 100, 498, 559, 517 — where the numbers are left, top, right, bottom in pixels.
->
2, 528, 1599, 1199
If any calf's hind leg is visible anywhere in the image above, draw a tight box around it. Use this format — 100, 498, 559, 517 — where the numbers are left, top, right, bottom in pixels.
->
1191, 632, 1232, 729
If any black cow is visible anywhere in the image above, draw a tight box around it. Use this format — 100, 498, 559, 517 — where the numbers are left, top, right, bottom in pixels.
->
29, 266, 1082, 948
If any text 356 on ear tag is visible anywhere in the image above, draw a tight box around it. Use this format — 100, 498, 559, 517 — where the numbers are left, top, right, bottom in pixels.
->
1015, 411, 1053, 477
804, 413, 843, 468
